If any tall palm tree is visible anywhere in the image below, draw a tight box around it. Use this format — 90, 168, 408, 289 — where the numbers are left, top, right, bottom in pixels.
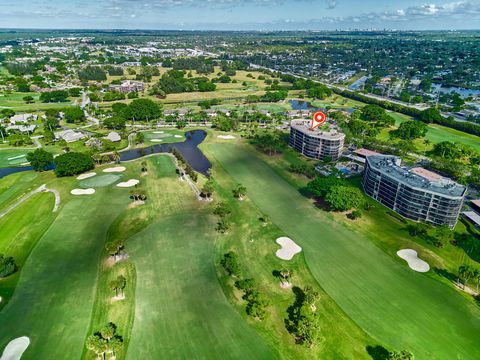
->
100, 323, 116, 343
110, 279, 119, 297
108, 337, 123, 359
117, 275, 127, 297
112, 150, 120, 164
473, 268, 480, 294
423, 139, 431, 153
458, 265, 473, 289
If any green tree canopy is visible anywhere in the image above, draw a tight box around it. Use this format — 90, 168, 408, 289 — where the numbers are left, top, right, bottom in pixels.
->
54, 152, 95, 177
390, 121, 428, 140
26, 148, 54, 171
325, 185, 365, 211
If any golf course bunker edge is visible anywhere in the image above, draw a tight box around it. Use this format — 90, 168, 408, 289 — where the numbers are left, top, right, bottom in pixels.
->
275, 237, 302, 260
0, 336, 30, 360
397, 249, 430, 273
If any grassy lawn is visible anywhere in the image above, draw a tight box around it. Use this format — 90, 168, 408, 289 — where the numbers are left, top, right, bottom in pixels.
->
0, 173, 130, 359
0, 192, 56, 309
0, 171, 44, 212
140, 129, 185, 146
379, 112, 480, 152
126, 213, 275, 359
0, 92, 75, 111
209, 141, 480, 359
93, 155, 274, 359
202, 140, 375, 359
0, 149, 31, 168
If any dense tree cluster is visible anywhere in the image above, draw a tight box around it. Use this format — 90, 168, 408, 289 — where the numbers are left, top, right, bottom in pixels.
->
390, 121, 428, 140
78, 66, 107, 81
150, 70, 216, 95
26, 148, 54, 171
0, 254, 17, 278
361, 105, 395, 126
250, 130, 286, 155
286, 286, 321, 348
64, 106, 85, 123
172, 57, 215, 74
307, 176, 365, 211
54, 152, 95, 177
86, 323, 123, 360
40, 90, 69, 103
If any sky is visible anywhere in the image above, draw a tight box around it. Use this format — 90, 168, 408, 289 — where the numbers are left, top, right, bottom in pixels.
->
0, 0, 479, 30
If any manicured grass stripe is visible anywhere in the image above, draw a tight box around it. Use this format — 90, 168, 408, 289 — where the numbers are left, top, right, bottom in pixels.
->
210, 143, 480, 359
126, 213, 275, 360
0, 186, 130, 359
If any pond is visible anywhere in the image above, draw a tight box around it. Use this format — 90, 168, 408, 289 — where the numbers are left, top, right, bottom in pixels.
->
431, 84, 480, 99
288, 100, 355, 114
120, 129, 211, 176
289, 99, 316, 110
0, 130, 212, 179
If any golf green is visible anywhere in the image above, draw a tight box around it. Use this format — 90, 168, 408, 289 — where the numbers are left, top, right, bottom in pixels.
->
79, 174, 122, 188
0, 185, 130, 359
126, 213, 275, 359
142, 130, 185, 146
210, 143, 480, 359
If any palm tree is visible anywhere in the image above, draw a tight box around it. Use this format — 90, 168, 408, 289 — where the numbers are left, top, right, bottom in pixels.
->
106, 241, 123, 262
110, 279, 119, 297
458, 265, 473, 289
112, 150, 120, 164
303, 286, 320, 311
423, 139, 431, 153
117, 275, 126, 297
232, 184, 247, 200
86, 334, 106, 360
141, 161, 147, 173
100, 323, 116, 343
108, 336, 123, 359
473, 268, 480, 294
279, 268, 293, 286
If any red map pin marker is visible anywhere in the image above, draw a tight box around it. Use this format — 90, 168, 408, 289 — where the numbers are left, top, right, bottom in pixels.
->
310, 111, 326, 129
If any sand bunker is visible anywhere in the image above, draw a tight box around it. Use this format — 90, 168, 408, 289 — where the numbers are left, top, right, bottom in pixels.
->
103, 166, 126, 173
0, 336, 30, 360
397, 249, 430, 273
117, 179, 140, 188
217, 135, 236, 140
70, 188, 95, 195
76, 172, 96, 180
151, 139, 163, 142
153, 131, 164, 134
275, 237, 302, 260
174, 135, 182, 138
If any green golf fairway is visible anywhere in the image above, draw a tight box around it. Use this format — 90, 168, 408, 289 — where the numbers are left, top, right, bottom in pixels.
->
0, 186, 130, 359
0, 150, 30, 168
126, 213, 275, 359
210, 143, 480, 359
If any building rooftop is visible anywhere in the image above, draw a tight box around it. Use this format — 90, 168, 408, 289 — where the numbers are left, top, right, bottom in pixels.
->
354, 148, 381, 158
471, 199, 480, 208
463, 211, 480, 227
290, 119, 345, 141
367, 155, 466, 198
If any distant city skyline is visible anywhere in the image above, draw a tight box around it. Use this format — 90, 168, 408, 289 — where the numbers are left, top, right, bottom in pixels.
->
0, 0, 479, 30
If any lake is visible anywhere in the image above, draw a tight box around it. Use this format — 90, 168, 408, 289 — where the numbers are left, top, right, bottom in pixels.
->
0, 130, 212, 179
